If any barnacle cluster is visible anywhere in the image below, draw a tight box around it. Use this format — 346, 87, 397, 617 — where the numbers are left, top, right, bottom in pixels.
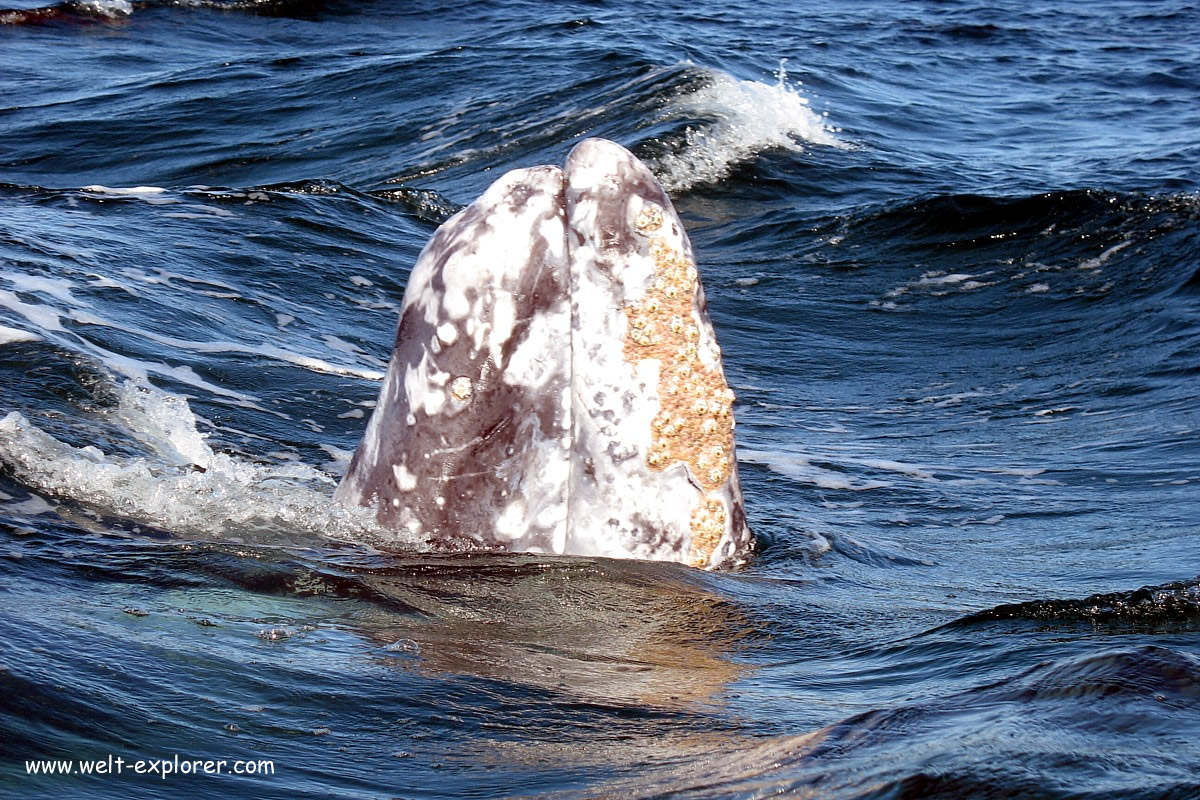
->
625, 202, 736, 565
688, 498, 727, 568
450, 376, 473, 401
624, 205, 736, 492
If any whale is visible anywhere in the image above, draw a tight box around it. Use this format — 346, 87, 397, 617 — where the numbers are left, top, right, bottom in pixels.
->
334, 138, 752, 569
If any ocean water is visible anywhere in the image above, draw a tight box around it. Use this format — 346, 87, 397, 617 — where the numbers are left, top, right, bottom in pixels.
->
2, 0, 1199, 797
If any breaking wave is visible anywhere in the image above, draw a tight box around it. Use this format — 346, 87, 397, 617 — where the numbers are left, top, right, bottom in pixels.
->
0, 380, 404, 549
650, 62, 843, 193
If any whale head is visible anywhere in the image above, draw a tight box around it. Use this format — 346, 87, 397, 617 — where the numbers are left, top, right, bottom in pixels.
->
335, 139, 752, 569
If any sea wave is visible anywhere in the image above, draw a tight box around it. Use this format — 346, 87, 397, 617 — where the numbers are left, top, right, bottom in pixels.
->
961, 576, 1200, 626
0, 0, 323, 24
649, 62, 843, 193
573, 644, 1200, 800
0, 0, 132, 25
0, 380, 401, 548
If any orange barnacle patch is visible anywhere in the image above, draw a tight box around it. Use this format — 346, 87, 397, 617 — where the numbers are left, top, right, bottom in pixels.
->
635, 204, 665, 233
688, 497, 727, 568
622, 219, 736, 494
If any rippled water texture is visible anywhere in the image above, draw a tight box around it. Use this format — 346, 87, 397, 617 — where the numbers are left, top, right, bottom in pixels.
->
2, 1, 1199, 798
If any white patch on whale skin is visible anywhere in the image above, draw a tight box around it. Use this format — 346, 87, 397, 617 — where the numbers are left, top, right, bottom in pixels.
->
503, 309, 567, 389
436, 322, 458, 345
392, 463, 417, 491
439, 270, 474, 320
494, 498, 526, 542
489, 292, 516, 367
539, 216, 565, 261
403, 353, 450, 418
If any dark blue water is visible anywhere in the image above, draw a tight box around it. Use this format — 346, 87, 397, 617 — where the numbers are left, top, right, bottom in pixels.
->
2, 1, 1199, 798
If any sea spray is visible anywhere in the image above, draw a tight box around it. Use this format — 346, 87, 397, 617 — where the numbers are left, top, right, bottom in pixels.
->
651, 61, 842, 192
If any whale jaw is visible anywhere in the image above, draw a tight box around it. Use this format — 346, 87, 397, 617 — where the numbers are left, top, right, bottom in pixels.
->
335, 139, 752, 569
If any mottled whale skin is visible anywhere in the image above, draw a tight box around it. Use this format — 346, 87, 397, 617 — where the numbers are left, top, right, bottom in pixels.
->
335, 139, 752, 569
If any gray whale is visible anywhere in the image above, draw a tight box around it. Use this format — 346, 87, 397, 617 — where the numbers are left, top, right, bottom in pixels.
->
335, 138, 752, 569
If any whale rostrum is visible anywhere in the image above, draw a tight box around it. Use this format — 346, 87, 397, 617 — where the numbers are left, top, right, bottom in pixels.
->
335, 139, 752, 569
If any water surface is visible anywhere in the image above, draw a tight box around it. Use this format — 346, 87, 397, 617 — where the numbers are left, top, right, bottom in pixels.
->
2, 1, 1199, 798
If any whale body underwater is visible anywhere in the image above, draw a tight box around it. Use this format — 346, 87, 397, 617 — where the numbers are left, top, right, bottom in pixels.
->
335, 139, 753, 570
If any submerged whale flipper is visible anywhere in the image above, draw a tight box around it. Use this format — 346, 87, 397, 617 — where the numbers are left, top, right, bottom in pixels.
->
335, 139, 752, 569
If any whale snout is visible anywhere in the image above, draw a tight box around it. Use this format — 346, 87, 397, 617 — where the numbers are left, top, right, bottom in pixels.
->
336, 139, 753, 569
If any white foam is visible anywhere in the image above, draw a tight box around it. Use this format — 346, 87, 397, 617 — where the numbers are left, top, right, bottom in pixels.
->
162, 204, 236, 220
1078, 240, 1132, 271
653, 62, 842, 192
740, 449, 890, 491
886, 270, 996, 300
86, 341, 260, 403
263, 350, 382, 380
119, 267, 237, 296
0, 324, 39, 344
4, 494, 55, 516
321, 335, 362, 356
917, 391, 988, 408
317, 443, 354, 477
976, 466, 1047, 477
113, 382, 214, 468
4, 267, 376, 393
4, 273, 88, 308
88, 273, 141, 296
65, 308, 384, 380
0, 383, 412, 549
73, 0, 134, 17
82, 184, 163, 195
855, 458, 935, 481
0, 290, 65, 332
919, 273, 976, 286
